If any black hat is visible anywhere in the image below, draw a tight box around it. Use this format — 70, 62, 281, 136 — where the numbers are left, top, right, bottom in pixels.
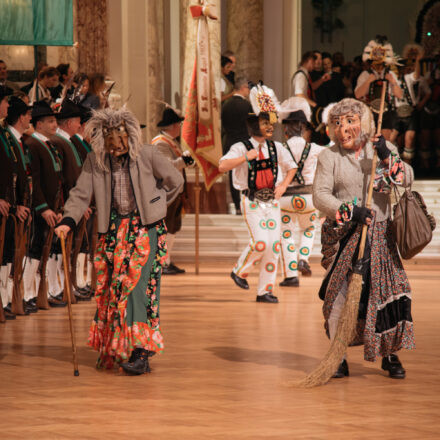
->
77, 103, 92, 125
157, 107, 184, 127
56, 99, 82, 120
282, 110, 308, 124
6, 96, 32, 120
0, 85, 11, 102
31, 100, 56, 124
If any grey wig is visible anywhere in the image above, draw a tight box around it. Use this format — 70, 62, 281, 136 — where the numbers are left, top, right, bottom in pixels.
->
327, 98, 376, 145
84, 106, 143, 171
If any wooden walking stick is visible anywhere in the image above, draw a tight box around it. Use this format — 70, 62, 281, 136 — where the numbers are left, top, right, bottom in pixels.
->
60, 231, 79, 377
297, 83, 387, 388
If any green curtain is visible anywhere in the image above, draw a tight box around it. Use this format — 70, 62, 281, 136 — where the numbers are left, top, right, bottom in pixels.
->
0, 0, 73, 46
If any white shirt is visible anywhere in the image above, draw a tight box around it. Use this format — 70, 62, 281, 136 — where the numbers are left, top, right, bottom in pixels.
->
56, 127, 71, 142
284, 137, 324, 186
32, 131, 50, 143
220, 77, 226, 93
355, 69, 399, 106
8, 126, 22, 144
395, 72, 419, 107
291, 67, 310, 97
220, 137, 297, 191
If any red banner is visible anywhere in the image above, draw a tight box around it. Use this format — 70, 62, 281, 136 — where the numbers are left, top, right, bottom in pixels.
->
181, 4, 222, 191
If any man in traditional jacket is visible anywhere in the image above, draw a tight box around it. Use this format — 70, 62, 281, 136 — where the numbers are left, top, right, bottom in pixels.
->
1, 96, 34, 316
55, 107, 184, 375
313, 98, 414, 379
50, 99, 90, 300
22, 101, 65, 307
152, 107, 193, 275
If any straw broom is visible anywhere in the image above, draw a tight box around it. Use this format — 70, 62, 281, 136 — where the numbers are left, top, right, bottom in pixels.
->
296, 83, 387, 388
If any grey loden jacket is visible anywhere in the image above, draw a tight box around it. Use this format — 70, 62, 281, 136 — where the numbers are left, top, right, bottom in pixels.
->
313, 140, 414, 223
62, 145, 184, 233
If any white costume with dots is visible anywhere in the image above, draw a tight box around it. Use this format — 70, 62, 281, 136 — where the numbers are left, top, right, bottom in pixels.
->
220, 137, 296, 296
279, 137, 324, 278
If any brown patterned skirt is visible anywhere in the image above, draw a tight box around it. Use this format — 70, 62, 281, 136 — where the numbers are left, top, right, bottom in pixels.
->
319, 218, 415, 361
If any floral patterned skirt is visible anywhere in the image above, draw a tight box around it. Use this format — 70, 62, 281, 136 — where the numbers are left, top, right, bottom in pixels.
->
87, 210, 167, 369
319, 218, 415, 361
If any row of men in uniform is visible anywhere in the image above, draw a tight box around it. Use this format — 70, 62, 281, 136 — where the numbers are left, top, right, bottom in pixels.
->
0, 86, 95, 321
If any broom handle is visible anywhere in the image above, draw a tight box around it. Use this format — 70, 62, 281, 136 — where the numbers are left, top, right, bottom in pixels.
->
357, 82, 386, 260
60, 231, 80, 376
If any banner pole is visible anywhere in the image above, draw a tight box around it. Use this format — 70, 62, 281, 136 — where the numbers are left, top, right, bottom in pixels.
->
195, 166, 201, 275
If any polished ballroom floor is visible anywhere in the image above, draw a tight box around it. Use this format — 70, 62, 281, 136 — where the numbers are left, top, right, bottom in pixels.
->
0, 259, 439, 439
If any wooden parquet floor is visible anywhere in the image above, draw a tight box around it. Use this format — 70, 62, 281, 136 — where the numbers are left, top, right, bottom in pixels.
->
0, 259, 439, 440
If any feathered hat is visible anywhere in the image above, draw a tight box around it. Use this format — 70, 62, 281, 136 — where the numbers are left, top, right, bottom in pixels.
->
362, 35, 400, 66
248, 82, 280, 124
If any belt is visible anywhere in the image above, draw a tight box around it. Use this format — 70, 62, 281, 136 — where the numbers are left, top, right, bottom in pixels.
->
242, 188, 275, 202
283, 184, 313, 196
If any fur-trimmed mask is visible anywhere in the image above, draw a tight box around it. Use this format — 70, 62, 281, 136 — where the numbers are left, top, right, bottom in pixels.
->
84, 107, 143, 171
328, 98, 375, 150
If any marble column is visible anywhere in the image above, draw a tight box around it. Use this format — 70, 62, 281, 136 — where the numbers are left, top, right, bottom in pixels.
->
226, 0, 264, 83
145, 0, 165, 142
76, 0, 108, 74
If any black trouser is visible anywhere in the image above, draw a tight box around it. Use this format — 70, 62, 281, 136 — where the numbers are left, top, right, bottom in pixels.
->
1, 216, 15, 265
229, 171, 241, 212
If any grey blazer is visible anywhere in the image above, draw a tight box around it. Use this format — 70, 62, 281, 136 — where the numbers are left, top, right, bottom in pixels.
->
313, 140, 414, 222
62, 145, 184, 233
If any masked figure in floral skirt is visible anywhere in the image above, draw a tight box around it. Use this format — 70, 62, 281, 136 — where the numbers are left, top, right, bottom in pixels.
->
55, 107, 183, 374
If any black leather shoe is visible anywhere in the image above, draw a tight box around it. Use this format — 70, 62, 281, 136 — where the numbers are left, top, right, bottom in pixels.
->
29, 297, 37, 307
256, 293, 279, 303
298, 259, 312, 276
74, 290, 91, 301
169, 262, 185, 274
53, 292, 64, 301
48, 296, 67, 307
162, 264, 179, 275
332, 359, 349, 378
382, 354, 406, 379
279, 277, 299, 287
230, 271, 249, 290
3, 308, 16, 320
25, 300, 38, 313
121, 349, 152, 375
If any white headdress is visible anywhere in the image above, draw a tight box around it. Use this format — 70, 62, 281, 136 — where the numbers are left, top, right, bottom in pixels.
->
278, 96, 311, 122
362, 35, 400, 66
249, 83, 280, 124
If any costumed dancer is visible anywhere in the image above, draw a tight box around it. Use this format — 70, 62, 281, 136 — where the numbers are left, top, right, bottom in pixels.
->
313, 98, 414, 379
219, 84, 297, 303
277, 97, 324, 286
390, 46, 424, 164
152, 105, 194, 275
355, 35, 403, 141
55, 107, 183, 374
